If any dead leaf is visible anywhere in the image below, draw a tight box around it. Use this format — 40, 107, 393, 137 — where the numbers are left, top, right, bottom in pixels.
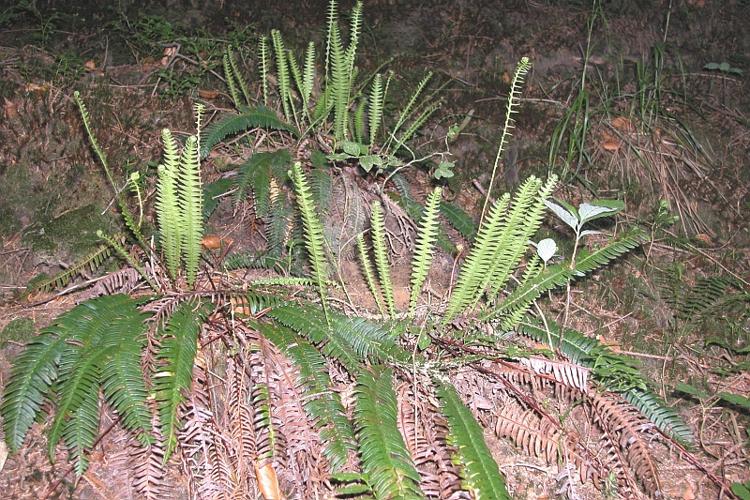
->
255, 462, 284, 500
611, 116, 633, 132
693, 233, 712, 245
501, 71, 511, 85
24, 82, 49, 93
597, 335, 621, 350
198, 89, 220, 99
201, 234, 222, 250
84, 60, 97, 71
601, 131, 621, 152
3, 98, 18, 120
681, 481, 696, 500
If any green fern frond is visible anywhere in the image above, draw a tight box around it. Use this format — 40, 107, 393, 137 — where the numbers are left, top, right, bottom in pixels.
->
302, 41, 316, 106
440, 201, 477, 241
435, 382, 510, 499
354, 367, 424, 499
253, 321, 355, 470
518, 319, 695, 446
324, 0, 337, 80
677, 276, 743, 321
288, 48, 309, 120
252, 381, 275, 461
259, 35, 270, 106
484, 175, 557, 299
442, 193, 511, 324
62, 374, 100, 476
290, 162, 330, 321
222, 251, 281, 271
391, 101, 440, 153
232, 149, 291, 212
385, 72, 432, 153
408, 187, 442, 316
2, 329, 68, 451
480, 56, 532, 223
329, 21, 349, 143
370, 202, 396, 317
353, 98, 366, 144
226, 46, 251, 107
155, 300, 211, 460
271, 29, 293, 121
223, 52, 242, 109
157, 129, 182, 281
482, 228, 647, 326
346, 2, 363, 78
28, 243, 112, 293
74, 91, 117, 194
177, 136, 203, 288
357, 233, 386, 315
368, 73, 384, 147
266, 192, 291, 258
199, 107, 297, 159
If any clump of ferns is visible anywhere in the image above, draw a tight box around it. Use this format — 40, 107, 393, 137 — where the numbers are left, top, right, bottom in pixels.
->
204, 0, 443, 175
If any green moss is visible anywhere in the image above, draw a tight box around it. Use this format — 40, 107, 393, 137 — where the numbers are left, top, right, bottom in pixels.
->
1, 318, 35, 347
22, 204, 114, 258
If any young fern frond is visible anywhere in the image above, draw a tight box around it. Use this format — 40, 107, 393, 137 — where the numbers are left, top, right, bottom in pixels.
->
157, 129, 182, 281
368, 73, 384, 147
302, 41, 316, 106
370, 202, 397, 317
346, 2, 363, 79
442, 193, 511, 324
482, 175, 557, 301
226, 46, 251, 107
253, 321, 355, 470
324, 0, 337, 80
482, 228, 648, 326
259, 35, 270, 106
392, 101, 440, 153
480, 57, 532, 223
271, 30, 293, 121
357, 233, 386, 315
288, 49, 309, 122
329, 21, 349, 143
354, 367, 424, 499
385, 72, 432, 153
290, 162, 330, 322
435, 382, 510, 499
177, 136, 203, 288
408, 187, 442, 317
155, 300, 211, 460
518, 319, 695, 446
223, 52, 242, 109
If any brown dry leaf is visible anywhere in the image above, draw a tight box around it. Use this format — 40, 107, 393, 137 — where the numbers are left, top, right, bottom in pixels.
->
198, 89, 220, 99
600, 131, 621, 152
24, 82, 49, 93
611, 116, 633, 132
201, 234, 222, 250
681, 481, 696, 500
84, 59, 97, 71
255, 462, 284, 500
597, 334, 621, 350
501, 71, 511, 85
3, 98, 18, 120
230, 296, 252, 316
693, 233, 713, 246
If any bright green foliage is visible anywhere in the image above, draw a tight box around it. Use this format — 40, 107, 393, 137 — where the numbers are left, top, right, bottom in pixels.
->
271, 29, 293, 121
408, 187, 442, 316
370, 202, 396, 317
157, 129, 182, 281
290, 162, 330, 321
384, 72, 434, 154
1, 295, 150, 475
368, 73, 385, 147
225, 46, 251, 107
223, 52, 242, 109
253, 321, 355, 470
154, 300, 211, 460
199, 106, 297, 159
177, 136, 203, 287
258, 35, 270, 105
435, 382, 510, 499
27, 243, 112, 293
518, 319, 694, 446
357, 233, 386, 315
354, 367, 425, 499
483, 228, 648, 326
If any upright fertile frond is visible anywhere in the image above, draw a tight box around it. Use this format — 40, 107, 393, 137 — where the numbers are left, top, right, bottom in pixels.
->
346, 1, 363, 77
258, 35, 270, 105
442, 194, 511, 324
157, 129, 182, 281
357, 233, 386, 315
370, 202, 396, 317
354, 367, 424, 499
368, 73, 384, 147
408, 187, 442, 316
288, 49, 308, 118
74, 91, 116, 193
302, 42, 316, 105
253, 321, 355, 470
386, 72, 432, 152
271, 30, 292, 121
324, 0, 337, 79
223, 52, 242, 109
435, 382, 510, 499
480, 57, 532, 223
329, 21, 349, 143
290, 162, 330, 321
155, 300, 210, 460
226, 47, 251, 107
482, 228, 648, 326
392, 101, 440, 152
177, 135, 203, 288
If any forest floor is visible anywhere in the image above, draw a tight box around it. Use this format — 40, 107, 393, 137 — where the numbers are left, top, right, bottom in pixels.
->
0, 0, 747, 498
